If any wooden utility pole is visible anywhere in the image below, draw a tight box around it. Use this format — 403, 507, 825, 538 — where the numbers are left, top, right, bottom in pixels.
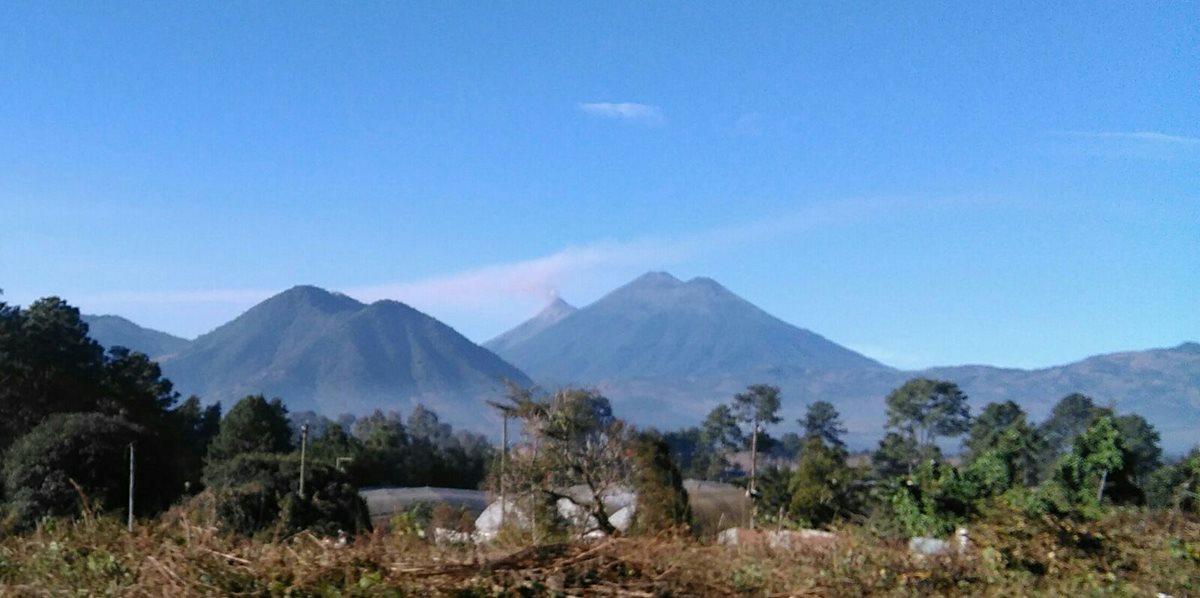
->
486, 400, 514, 528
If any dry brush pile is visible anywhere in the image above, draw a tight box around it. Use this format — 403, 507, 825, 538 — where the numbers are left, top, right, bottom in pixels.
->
0, 506, 1197, 596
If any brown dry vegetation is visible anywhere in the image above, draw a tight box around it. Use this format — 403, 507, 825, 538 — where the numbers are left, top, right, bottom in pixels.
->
1, 504, 1198, 597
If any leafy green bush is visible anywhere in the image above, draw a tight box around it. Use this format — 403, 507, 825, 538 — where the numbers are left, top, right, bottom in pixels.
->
3, 413, 142, 528
870, 460, 974, 538
204, 453, 370, 537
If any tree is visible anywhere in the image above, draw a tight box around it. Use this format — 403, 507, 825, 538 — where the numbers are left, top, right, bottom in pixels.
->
629, 432, 691, 534
1146, 450, 1200, 512
1040, 393, 1109, 460
408, 404, 453, 448
962, 426, 1041, 498
801, 400, 847, 451
207, 395, 293, 463
0, 298, 106, 453
309, 422, 362, 463
3, 413, 142, 527
702, 404, 744, 453
965, 401, 1024, 459
170, 396, 222, 491
204, 453, 371, 537
884, 378, 971, 467
701, 404, 745, 479
1053, 415, 1124, 508
350, 410, 424, 486
964, 401, 1043, 486
96, 347, 178, 427
1112, 414, 1162, 488
872, 432, 923, 479
732, 384, 783, 494
289, 411, 331, 445
774, 432, 805, 459
500, 387, 632, 536
789, 436, 857, 528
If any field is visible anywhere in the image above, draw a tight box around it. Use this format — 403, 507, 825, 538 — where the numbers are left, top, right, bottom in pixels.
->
1, 505, 1197, 596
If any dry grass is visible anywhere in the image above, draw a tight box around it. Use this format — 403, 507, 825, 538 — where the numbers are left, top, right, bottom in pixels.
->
0, 506, 1197, 596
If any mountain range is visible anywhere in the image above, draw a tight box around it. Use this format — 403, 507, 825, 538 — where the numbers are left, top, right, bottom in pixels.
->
151, 286, 530, 423
484, 272, 1198, 452
81, 274, 1199, 451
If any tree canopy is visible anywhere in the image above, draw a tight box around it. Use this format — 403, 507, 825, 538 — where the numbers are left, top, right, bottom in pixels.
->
801, 400, 847, 451
207, 395, 293, 463
884, 378, 971, 464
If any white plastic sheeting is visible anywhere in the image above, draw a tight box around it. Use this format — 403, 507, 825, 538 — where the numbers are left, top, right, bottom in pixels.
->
473, 499, 530, 543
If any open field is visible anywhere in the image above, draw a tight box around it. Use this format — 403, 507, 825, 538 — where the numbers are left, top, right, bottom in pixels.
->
1, 507, 1197, 596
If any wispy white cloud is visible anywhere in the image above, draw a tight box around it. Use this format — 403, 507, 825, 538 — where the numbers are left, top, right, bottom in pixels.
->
349, 238, 691, 309
578, 102, 664, 124
65, 197, 982, 340
1054, 130, 1200, 145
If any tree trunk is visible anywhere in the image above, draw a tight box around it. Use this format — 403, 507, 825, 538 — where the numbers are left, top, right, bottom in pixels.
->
1096, 468, 1108, 504
587, 485, 619, 536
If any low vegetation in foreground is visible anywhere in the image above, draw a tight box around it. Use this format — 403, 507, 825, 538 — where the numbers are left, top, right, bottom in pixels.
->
0, 506, 1197, 596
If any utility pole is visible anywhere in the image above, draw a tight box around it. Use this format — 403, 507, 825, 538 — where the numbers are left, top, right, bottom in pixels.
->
748, 420, 759, 530
127, 442, 135, 532
299, 423, 309, 499
486, 400, 514, 528
500, 410, 508, 527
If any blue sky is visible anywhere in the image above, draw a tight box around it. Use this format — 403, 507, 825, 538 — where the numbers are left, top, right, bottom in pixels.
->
1, 2, 1196, 369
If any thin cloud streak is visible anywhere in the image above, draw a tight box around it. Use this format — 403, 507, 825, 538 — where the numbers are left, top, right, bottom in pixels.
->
1053, 130, 1200, 145
67, 197, 984, 339
578, 102, 664, 124
77, 197, 960, 311
349, 238, 693, 308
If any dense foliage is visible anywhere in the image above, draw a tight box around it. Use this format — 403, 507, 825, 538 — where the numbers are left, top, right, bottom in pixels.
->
204, 453, 370, 537
0, 295, 492, 535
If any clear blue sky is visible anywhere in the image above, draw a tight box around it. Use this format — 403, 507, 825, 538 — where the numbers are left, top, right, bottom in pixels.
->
2, 2, 1196, 369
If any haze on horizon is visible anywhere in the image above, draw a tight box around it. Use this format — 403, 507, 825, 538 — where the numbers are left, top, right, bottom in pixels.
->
2, 3, 1196, 370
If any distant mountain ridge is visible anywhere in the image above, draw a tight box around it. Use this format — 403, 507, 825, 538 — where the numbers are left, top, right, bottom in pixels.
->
84, 275, 1198, 452
922, 343, 1200, 450
159, 286, 532, 427
82, 314, 190, 358
488, 272, 1200, 452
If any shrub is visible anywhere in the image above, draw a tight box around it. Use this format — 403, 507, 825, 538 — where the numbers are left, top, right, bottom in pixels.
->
204, 453, 370, 537
3, 413, 142, 528
629, 432, 691, 534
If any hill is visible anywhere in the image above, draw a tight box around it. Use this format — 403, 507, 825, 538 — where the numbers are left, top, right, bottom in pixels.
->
923, 342, 1200, 452
159, 286, 532, 426
82, 314, 190, 358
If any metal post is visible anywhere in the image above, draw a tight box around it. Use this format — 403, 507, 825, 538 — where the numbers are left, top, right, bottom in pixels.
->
299, 423, 309, 499
127, 442, 135, 532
